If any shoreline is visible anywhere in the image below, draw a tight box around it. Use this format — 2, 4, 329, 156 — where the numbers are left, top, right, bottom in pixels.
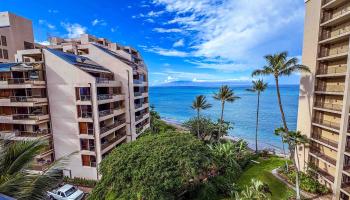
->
161, 117, 288, 156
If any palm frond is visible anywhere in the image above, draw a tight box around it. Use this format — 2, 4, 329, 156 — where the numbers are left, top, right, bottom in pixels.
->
279, 64, 311, 76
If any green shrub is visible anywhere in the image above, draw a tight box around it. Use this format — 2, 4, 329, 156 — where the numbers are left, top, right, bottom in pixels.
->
63, 177, 97, 188
279, 167, 329, 195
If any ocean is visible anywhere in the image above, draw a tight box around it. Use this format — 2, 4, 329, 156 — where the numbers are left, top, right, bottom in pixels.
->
149, 85, 300, 152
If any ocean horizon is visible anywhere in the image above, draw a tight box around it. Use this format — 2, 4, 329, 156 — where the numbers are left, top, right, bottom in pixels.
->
149, 85, 299, 152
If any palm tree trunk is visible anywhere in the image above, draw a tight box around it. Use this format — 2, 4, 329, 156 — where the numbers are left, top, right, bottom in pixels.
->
281, 135, 289, 171
275, 76, 288, 133
218, 101, 225, 139
197, 110, 200, 139
255, 92, 260, 153
295, 145, 301, 200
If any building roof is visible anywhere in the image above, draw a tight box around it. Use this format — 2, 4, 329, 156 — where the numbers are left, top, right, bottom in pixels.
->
47, 48, 112, 74
0, 63, 20, 71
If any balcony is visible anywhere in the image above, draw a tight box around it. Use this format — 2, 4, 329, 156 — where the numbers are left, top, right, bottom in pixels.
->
317, 168, 335, 182
100, 119, 126, 134
78, 95, 91, 101
315, 84, 345, 94
313, 117, 340, 130
133, 79, 143, 85
96, 78, 120, 87
309, 148, 337, 166
314, 101, 343, 112
317, 66, 347, 76
134, 92, 142, 97
135, 103, 142, 109
323, 0, 348, 9
321, 3, 350, 27
97, 94, 113, 101
0, 78, 46, 88
15, 129, 50, 137
99, 109, 113, 117
81, 145, 95, 152
101, 131, 127, 151
80, 112, 92, 119
311, 134, 338, 148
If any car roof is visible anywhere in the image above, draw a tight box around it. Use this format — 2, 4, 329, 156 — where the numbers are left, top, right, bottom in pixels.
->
59, 184, 74, 193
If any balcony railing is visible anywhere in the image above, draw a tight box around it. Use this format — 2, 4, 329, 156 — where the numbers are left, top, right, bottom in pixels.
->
135, 103, 142, 109
12, 113, 48, 120
97, 94, 113, 100
14, 129, 50, 137
321, 28, 350, 41
133, 79, 143, 84
7, 78, 44, 84
79, 95, 91, 101
101, 131, 126, 150
317, 168, 335, 182
10, 96, 46, 102
311, 134, 338, 148
80, 112, 92, 118
99, 109, 113, 117
323, 0, 333, 6
317, 66, 347, 75
134, 92, 142, 97
313, 117, 340, 130
322, 6, 350, 23
319, 48, 348, 58
314, 101, 343, 111
315, 84, 345, 93
100, 119, 126, 134
135, 115, 143, 122
81, 145, 95, 151
310, 148, 337, 165
96, 77, 112, 84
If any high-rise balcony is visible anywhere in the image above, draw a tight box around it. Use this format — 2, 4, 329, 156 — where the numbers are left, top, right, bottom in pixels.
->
80, 112, 93, 119
323, 0, 348, 9
321, 2, 350, 27
313, 117, 340, 130
97, 94, 113, 101
315, 83, 345, 94
314, 101, 343, 112
309, 148, 337, 166
100, 119, 126, 135
101, 130, 127, 152
317, 65, 347, 76
99, 109, 113, 117
311, 133, 338, 148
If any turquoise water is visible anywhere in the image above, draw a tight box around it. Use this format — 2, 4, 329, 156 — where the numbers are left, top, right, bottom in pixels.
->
149, 85, 299, 152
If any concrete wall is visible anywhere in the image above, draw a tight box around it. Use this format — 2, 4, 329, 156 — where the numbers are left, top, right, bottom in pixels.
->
43, 49, 99, 180
0, 12, 34, 62
297, 0, 322, 170
83, 44, 137, 141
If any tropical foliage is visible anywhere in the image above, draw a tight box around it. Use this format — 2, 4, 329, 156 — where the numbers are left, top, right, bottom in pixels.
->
252, 52, 310, 200
191, 95, 212, 138
183, 116, 232, 141
149, 105, 176, 134
213, 85, 240, 136
232, 179, 271, 200
0, 139, 63, 200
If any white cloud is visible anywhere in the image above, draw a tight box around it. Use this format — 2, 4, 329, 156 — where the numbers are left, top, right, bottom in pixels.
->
151, 0, 304, 62
173, 39, 184, 47
111, 28, 116, 32
145, 18, 155, 23
48, 9, 59, 13
153, 28, 182, 33
92, 19, 107, 26
147, 10, 165, 17
61, 22, 87, 38
38, 19, 55, 29
144, 46, 189, 57
36, 41, 50, 46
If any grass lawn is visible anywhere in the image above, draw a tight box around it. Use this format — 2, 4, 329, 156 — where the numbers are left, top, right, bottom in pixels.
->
236, 156, 294, 200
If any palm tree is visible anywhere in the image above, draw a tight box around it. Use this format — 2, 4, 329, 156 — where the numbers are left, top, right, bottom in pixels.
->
213, 85, 240, 136
247, 79, 268, 153
191, 95, 212, 138
0, 139, 63, 199
252, 52, 310, 135
275, 129, 308, 200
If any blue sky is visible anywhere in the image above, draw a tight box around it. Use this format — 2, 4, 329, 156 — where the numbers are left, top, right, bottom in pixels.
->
1, 0, 305, 86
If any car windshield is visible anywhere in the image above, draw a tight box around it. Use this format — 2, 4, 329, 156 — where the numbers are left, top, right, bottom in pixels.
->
65, 186, 78, 197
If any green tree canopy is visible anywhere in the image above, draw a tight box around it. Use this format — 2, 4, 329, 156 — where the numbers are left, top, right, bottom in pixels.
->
89, 133, 217, 200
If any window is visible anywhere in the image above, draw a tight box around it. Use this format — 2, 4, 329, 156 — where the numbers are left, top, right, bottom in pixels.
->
24, 41, 34, 49
1, 36, 7, 46
2, 49, 8, 59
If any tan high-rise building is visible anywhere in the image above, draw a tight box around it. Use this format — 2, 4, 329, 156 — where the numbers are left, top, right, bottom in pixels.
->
0, 11, 34, 62
298, 0, 350, 199
0, 12, 150, 180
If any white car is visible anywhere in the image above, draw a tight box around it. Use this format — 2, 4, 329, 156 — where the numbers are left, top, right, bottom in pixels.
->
47, 184, 84, 200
